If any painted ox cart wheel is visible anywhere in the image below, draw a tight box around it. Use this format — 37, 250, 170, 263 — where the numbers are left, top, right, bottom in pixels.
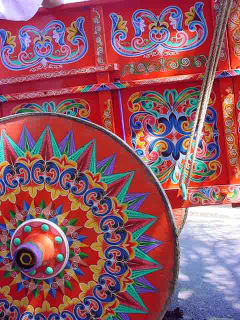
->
0, 114, 178, 320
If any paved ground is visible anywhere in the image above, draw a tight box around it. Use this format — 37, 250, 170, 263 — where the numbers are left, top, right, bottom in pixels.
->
168, 205, 240, 320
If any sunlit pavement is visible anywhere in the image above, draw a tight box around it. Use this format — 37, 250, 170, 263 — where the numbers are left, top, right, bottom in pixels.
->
168, 205, 240, 320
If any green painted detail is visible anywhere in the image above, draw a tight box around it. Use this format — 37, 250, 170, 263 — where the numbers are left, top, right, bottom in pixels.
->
29, 269, 37, 276
131, 267, 161, 279
101, 172, 131, 184
181, 182, 188, 200
57, 254, 64, 262
127, 284, 148, 309
55, 236, 63, 244
69, 250, 75, 258
10, 210, 16, 218
4, 271, 11, 278
34, 288, 40, 297
0, 136, 4, 162
24, 225, 32, 233
13, 238, 21, 246
126, 209, 156, 220
82, 85, 92, 92
41, 224, 49, 232
135, 247, 160, 265
79, 252, 88, 259
98, 155, 116, 175
117, 173, 134, 203
101, 171, 135, 202
49, 129, 62, 158
133, 220, 156, 241
31, 128, 48, 155
69, 218, 78, 226
2, 131, 26, 158
45, 267, 54, 275
90, 142, 97, 174
64, 279, 73, 290
39, 200, 46, 209
115, 305, 147, 314
69, 140, 96, 174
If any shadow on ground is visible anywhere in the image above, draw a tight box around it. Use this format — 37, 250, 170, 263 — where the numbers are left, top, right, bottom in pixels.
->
167, 207, 240, 320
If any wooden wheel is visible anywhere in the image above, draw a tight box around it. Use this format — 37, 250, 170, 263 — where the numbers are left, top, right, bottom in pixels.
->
0, 113, 179, 320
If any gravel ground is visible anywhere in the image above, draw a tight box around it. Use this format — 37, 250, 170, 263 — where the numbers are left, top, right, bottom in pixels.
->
167, 205, 240, 320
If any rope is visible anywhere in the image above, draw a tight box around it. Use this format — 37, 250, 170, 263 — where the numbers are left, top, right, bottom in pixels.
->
179, 0, 234, 199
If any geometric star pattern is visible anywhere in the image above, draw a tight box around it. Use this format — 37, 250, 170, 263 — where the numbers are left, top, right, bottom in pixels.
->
0, 115, 177, 320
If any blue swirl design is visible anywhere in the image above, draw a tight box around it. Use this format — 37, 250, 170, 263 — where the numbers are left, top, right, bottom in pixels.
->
93, 274, 121, 302
105, 246, 129, 276
0, 18, 88, 71
0, 299, 20, 319
100, 215, 127, 245
31, 160, 45, 184
3, 165, 19, 189
84, 188, 113, 216
74, 297, 103, 320
110, 2, 208, 57
45, 161, 60, 185
15, 162, 31, 185
0, 156, 134, 319
129, 88, 220, 184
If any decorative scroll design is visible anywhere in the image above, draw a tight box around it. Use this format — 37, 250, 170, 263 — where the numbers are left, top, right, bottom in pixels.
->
223, 90, 240, 177
11, 99, 91, 119
110, 2, 208, 57
103, 99, 114, 131
92, 8, 106, 65
223, 89, 240, 177
128, 88, 221, 184
122, 55, 207, 76
228, 1, 240, 56
188, 185, 240, 205
0, 18, 88, 71
0, 82, 127, 104
0, 125, 162, 319
0, 65, 115, 85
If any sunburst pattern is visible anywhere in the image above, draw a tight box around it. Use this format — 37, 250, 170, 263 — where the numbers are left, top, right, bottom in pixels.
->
0, 115, 177, 320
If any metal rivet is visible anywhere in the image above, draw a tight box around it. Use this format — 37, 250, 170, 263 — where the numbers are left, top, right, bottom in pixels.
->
57, 254, 64, 262
55, 236, 63, 244
45, 267, 54, 275
41, 224, 49, 232
13, 238, 21, 246
29, 269, 36, 276
24, 226, 32, 233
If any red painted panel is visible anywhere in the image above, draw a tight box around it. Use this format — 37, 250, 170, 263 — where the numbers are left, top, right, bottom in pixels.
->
118, 81, 229, 189
0, 7, 95, 81
104, 0, 213, 80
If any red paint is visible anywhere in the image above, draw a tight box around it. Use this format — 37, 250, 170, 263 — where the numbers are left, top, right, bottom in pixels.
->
0, 0, 240, 214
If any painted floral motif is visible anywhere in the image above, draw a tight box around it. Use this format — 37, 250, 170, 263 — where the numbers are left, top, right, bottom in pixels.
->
128, 88, 222, 185
0, 125, 162, 319
223, 89, 240, 177
103, 99, 114, 131
92, 8, 106, 65
0, 18, 88, 71
228, 1, 240, 56
122, 55, 208, 76
110, 2, 208, 57
11, 99, 91, 119
188, 185, 240, 206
